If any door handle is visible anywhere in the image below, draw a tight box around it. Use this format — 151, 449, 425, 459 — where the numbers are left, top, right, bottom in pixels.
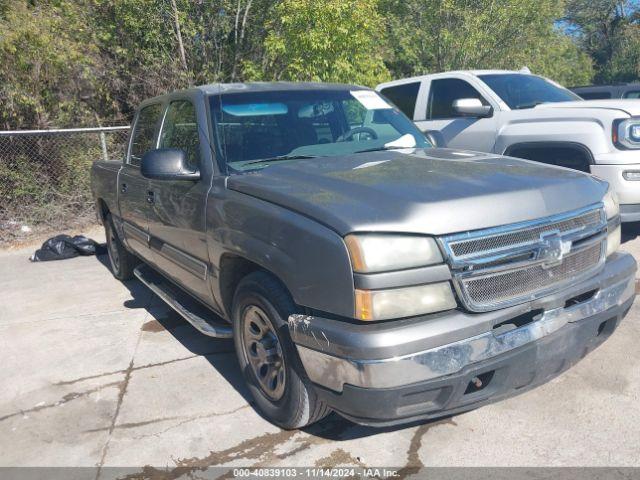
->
147, 191, 155, 204
120, 183, 128, 194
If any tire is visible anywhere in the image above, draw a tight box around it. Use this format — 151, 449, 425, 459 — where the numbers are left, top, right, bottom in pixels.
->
232, 271, 331, 429
104, 213, 137, 281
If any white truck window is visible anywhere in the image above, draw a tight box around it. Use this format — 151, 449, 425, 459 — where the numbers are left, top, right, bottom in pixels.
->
379, 82, 420, 118
427, 78, 488, 119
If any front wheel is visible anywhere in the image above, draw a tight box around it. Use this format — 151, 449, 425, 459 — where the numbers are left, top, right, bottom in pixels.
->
232, 271, 330, 429
104, 213, 137, 280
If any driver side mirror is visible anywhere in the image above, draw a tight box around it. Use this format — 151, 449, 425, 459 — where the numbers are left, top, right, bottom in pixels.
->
452, 98, 492, 118
141, 148, 200, 181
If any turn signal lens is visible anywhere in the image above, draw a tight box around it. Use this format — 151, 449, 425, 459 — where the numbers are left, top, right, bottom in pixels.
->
603, 188, 619, 220
355, 283, 456, 321
607, 224, 621, 257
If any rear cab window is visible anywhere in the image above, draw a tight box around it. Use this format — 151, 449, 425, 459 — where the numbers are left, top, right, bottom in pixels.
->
129, 103, 163, 166
379, 82, 420, 118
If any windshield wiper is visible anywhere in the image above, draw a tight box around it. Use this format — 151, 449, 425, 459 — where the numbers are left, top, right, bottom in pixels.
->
353, 146, 412, 154
243, 154, 318, 166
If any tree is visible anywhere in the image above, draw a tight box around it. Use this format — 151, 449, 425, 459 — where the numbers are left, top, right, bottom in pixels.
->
247, 0, 390, 86
87, 0, 274, 118
381, 0, 593, 86
564, 0, 640, 83
0, 1, 102, 128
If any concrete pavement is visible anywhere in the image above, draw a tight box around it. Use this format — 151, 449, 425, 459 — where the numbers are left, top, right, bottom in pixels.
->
1, 226, 639, 474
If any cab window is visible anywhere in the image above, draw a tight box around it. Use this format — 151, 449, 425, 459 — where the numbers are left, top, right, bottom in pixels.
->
158, 100, 201, 171
129, 103, 163, 166
579, 91, 612, 100
380, 82, 420, 118
427, 78, 488, 119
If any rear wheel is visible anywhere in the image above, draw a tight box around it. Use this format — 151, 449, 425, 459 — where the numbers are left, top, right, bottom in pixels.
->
232, 271, 330, 429
104, 213, 137, 280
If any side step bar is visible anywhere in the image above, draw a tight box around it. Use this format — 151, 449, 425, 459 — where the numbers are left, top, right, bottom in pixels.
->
134, 264, 233, 339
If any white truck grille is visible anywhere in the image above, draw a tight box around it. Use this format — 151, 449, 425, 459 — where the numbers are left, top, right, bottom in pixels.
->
439, 205, 608, 312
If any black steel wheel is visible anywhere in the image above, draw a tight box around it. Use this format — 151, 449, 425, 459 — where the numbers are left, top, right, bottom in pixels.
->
232, 271, 331, 429
104, 213, 137, 281
240, 305, 287, 401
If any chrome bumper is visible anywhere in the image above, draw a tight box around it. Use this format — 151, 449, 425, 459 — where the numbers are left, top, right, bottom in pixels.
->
293, 271, 635, 392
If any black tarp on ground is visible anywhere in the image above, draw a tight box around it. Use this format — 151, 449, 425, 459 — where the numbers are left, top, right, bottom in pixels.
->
30, 235, 106, 262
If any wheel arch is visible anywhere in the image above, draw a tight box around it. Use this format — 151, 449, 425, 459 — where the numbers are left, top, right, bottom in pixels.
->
218, 253, 293, 321
95, 198, 110, 224
502, 141, 594, 172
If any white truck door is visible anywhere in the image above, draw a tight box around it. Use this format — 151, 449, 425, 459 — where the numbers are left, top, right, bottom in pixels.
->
414, 77, 498, 152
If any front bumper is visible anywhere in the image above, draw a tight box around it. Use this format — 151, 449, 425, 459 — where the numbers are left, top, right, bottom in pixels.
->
590, 164, 640, 221
288, 252, 636, 426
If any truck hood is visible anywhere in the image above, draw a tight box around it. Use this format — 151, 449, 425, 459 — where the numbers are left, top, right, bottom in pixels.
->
227, 148, 607, 236
535, 99, 640, 116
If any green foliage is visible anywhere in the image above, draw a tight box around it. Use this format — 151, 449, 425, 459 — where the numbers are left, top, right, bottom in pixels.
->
0, 1, 101, 129
564, 0, 640, 83
380, 0, 593, 85
245, 0, 390, 86
3, 0, 640, 129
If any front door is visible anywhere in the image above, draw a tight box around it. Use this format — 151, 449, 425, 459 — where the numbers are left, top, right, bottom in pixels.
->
118, 103, 164, 262
146, 100, 213, 303
415, 77, 498, 152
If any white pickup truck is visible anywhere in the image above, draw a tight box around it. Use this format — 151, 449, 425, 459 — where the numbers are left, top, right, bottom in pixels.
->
377, 70, 640, 222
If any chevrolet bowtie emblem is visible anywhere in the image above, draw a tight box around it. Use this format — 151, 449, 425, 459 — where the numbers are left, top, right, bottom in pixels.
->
538, 231, 572, 267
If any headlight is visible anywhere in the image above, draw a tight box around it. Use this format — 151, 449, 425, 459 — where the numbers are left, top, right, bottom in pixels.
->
603, 188, 619, 219
355, 283, 457, 321
344, 234, 443, 273
614, 118, 640, 149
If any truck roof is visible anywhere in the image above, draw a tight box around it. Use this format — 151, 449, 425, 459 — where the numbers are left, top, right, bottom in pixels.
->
138, 82, 371, 107
197, 81, 368, 95
377, 70, 523, 89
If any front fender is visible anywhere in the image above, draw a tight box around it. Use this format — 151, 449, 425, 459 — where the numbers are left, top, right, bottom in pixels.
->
207, 187, 355, 319
495, 114, 612, 157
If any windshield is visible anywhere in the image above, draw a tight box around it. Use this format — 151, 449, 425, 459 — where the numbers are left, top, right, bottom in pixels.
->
210, 89, 430, 172
478, 74, 581, 109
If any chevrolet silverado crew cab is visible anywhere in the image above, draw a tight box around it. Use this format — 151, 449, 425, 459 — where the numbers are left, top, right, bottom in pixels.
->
91, 82, 635, 428
377, 70, 640, 222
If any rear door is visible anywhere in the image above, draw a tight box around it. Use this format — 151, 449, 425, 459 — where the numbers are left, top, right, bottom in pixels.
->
415, 77, 498, 152
146, 99, 213, 303
118, 103, 163, 261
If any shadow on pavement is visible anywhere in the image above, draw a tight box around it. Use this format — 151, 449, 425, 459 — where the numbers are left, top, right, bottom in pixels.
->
93, 252, 448, 439
94, 252, 248, 398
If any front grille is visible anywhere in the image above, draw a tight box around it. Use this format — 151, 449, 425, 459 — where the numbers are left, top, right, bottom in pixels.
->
440, 205, 607, 312
462, 242, 602, 309
448, 208, 602, 258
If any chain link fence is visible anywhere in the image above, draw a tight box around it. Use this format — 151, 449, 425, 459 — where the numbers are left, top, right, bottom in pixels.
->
0, 126, 130, 246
